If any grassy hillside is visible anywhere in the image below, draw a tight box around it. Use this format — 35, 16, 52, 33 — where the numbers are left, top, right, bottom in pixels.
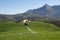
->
0, 22, 60, 40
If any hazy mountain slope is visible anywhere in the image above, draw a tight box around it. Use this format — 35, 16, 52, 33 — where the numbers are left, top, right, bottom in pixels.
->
0, 4, 60, 22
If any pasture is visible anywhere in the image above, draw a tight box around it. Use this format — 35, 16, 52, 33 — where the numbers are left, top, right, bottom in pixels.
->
0, 22, 60, 40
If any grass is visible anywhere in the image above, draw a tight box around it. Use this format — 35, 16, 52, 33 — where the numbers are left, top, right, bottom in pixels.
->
0, 21, 60, 40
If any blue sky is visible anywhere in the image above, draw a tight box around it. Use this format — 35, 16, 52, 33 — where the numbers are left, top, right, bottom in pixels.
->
0, 0, 60, 15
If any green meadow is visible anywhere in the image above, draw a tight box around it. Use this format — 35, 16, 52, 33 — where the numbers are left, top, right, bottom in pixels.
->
0, 22, 60, 40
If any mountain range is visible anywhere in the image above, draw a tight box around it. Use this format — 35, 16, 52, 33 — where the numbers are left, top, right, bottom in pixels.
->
0, 4, 60, 22
25, 4, 60, 18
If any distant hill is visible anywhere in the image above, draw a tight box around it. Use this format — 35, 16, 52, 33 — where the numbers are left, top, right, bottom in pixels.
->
25, 4, 60, 18
0, 4, 60, 22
